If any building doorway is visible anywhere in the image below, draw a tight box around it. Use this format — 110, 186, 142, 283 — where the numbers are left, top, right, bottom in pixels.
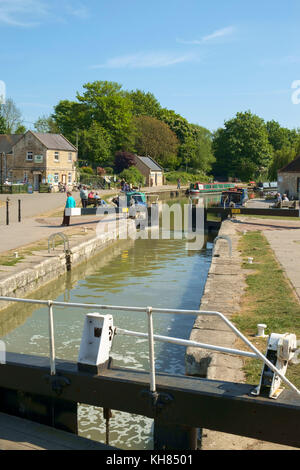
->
33, 174, 41, 191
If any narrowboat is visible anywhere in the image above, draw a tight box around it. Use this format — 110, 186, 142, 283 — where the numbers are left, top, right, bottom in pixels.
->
220, 187, 249, 208
188, 182, 236, 196
112, 191, 147, 219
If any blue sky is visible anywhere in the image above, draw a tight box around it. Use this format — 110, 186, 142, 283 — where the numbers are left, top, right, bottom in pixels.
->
0, 0, 299, 132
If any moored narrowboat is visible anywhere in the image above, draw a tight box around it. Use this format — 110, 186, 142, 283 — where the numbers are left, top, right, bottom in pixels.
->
187, 182, 236, 196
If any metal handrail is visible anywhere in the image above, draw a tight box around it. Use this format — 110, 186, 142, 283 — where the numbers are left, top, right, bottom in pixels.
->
0, 296, 299, 396
48, 232, 70, 254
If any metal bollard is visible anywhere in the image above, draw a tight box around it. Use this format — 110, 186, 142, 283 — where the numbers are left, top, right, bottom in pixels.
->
6, 197, 9, 226
18, 199, 21, 222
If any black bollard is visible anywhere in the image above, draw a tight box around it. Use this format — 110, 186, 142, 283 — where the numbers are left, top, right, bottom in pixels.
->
18, 199, 21, 222
6, 197, 9, 226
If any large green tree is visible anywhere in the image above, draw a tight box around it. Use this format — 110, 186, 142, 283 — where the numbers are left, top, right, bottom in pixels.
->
125, 89, 162, 118
76, 81, 135, 152
79, 121, 112, 167
180, 125, 215, 172
212, 111, 273, 180
134, 115, 179, 168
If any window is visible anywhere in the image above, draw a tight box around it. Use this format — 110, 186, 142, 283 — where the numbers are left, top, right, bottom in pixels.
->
54, 173, 59, 183
68, 153, 72, 162
26, 152, 33, 161
54, 152, 59, 162
68, 173, 72, 184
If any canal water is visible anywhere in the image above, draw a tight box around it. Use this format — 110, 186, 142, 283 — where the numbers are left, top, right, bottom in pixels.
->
0, 197, 217, 449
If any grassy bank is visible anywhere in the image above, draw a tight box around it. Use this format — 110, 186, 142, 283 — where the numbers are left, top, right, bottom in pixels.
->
232, 231, 300, 389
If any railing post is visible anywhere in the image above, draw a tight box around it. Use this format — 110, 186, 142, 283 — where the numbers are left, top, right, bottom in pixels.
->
48, 300, 56, 376
146, 306, 156, 395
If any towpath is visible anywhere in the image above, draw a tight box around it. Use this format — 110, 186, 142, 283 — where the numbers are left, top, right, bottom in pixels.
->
0, 185, 185, 254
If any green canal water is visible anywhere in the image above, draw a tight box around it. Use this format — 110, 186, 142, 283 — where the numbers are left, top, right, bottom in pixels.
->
0, 197, 217, 449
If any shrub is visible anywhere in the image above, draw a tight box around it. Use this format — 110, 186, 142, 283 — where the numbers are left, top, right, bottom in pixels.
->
119, 167, 145, 186
165, 171, 211, 185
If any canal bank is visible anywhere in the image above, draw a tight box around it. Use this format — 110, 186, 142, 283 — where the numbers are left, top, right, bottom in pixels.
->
186, 217, 298, 450
0, 217, 136, 312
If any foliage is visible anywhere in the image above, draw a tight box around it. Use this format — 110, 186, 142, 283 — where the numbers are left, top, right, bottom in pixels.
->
80, 166, 94, 174
114, 151, 136, 173
0, 114, 6, 133
212, 111, 273, 180
268, 146, 297, 180
0, 98, 23, 134
125, 89, 161, 118
79, 121, 112, 167
134, 115, 179, 168
76, 81, 136, 152
119, 166, 145, 185
180, 124, 215, 173
159, 108, 192, 144
34, 115, 59, 133
165, 171, 210, 185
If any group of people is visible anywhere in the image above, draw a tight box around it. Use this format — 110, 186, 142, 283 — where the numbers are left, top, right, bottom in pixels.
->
79, 186, 106, 208
276, 192, 289, 203
61, 186, 107, 227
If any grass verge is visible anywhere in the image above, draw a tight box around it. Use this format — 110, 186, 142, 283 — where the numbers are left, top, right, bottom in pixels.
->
232, 230, 300, 389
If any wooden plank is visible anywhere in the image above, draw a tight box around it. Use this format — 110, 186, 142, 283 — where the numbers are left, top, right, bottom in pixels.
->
0, 412, 116, 450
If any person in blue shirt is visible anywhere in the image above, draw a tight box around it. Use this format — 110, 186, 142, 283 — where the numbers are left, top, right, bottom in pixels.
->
61, 191, 76, 226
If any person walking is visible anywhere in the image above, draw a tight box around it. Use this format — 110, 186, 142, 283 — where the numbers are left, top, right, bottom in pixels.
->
80, 186, 88, 208
61, 191, 76, 226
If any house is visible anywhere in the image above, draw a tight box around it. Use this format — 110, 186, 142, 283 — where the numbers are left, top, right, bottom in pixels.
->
278, 155, 300, 198
0, 131, 77, 190
133, 155, 164, 187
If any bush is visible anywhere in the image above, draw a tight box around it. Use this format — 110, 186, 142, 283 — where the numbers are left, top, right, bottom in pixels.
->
165, 171, 211, 185
80, 167, 94, 175
119, 167, 145, 186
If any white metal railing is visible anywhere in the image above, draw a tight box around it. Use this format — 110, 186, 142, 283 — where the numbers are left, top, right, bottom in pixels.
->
0, 296, 299, 397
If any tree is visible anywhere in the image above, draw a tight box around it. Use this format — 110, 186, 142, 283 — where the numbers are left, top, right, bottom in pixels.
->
0, 114, 6, 133
159, 108, 192, 144
80, 121, 112, 167
134, 115, 179, 168
0, 98, 23, 134
125, 89, 161, 118
34, 115, 59, 133
114, 151, 136, 173
212, 111, 273, 180
76, 81, 135, 152
180, 125, 215, 172
268, 146, 297, 180
53, 100, 89, 146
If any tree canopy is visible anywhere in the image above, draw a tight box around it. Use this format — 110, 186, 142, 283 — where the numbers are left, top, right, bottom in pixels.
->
213, 111, 273, 180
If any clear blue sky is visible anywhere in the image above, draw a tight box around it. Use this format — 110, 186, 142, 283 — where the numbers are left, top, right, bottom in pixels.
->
1, 0, 299, 132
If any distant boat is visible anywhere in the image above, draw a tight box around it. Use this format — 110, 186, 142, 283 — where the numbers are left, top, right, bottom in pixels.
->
187, 182, 236, 196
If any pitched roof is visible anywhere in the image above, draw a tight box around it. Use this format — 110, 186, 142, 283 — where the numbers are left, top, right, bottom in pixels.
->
0, 135, 23, 154
135, 155, 163, 171
278, 154, 300, 173
31, 132, 77, 151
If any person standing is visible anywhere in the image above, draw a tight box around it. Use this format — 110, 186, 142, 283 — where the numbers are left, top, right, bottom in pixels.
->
80, 186, 88, 208
61, 191, 76, 226
177, 178, 181, 189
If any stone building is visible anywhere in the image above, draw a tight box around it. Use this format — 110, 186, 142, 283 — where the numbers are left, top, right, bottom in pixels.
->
0, 131, 77, 190
133, 155, 164, 187
278, 155, 300, 198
